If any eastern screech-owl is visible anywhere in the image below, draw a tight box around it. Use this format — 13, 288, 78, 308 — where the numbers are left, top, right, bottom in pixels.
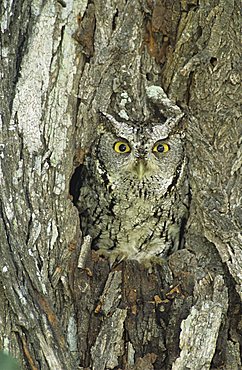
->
78, 110, 187, 265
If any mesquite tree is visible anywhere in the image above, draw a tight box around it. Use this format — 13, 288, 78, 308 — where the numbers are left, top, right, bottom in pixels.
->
0, 1, 241, 369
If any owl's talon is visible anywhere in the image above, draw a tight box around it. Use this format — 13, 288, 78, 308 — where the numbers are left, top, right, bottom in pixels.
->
137, 255, 166, 273
95, 248, 129, 268
110, 250, 129, 268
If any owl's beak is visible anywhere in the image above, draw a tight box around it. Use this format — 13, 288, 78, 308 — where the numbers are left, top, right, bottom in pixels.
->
134, 159, 147, 180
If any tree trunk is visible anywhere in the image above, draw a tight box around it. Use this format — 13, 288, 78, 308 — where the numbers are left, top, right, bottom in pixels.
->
0, 1, 241, 370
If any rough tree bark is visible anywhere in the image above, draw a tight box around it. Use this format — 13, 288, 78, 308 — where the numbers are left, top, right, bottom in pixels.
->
0, 1, 241, 370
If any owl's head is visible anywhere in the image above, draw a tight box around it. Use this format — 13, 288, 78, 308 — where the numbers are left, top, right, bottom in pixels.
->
92, 113, 184, 197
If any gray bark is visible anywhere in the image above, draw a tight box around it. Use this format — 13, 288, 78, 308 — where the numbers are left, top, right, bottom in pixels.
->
0, 1, 241, 370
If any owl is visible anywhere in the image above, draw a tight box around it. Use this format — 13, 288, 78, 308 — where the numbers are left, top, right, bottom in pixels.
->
78, 112, 188, 266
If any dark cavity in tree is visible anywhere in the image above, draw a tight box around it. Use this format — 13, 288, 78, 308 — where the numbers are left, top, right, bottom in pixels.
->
69, 164, 83, 204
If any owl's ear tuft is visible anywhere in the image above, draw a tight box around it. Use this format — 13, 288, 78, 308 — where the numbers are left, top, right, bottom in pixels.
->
97, 110, 108, 122
97, 123, 106, 134
96, 111, 111, 134
97, 110, 133, 137
98, 111, 120, 126
97, 111, 117, 133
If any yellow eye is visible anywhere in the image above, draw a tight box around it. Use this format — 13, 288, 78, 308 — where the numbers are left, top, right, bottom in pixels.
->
153, 142, 170, 153
113, 141, 131, 153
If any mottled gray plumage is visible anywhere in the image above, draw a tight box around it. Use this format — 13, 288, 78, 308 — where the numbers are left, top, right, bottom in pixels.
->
78, 111, 188, 265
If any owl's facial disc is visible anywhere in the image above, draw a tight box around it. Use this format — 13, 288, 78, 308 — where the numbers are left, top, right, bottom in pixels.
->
111, 136, 172, 181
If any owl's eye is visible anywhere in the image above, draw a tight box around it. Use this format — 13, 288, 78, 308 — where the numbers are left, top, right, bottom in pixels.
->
113, 141, 131, 154
153, 142, 170, 153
